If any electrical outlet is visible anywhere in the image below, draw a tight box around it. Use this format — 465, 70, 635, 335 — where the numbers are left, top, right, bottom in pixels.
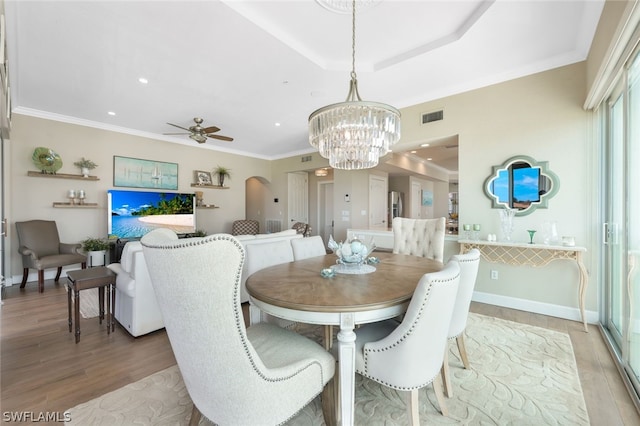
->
490, 270, 499, 280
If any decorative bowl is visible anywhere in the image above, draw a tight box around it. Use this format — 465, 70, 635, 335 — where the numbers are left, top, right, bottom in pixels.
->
327, 235, 376, 267
320, 268, 336, 278
32, 147, 63, 174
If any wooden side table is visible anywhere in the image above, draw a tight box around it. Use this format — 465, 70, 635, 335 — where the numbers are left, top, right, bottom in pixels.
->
67, 267, 116, 343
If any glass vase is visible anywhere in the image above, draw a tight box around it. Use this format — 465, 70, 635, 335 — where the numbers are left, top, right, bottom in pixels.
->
499, 208, 516, 241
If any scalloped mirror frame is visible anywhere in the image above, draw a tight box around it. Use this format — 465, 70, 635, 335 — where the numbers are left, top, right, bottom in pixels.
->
483, 155, 560, 216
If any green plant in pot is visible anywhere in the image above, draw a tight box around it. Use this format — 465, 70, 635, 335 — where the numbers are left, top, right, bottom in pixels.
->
213, 165, 231, 187
73, 157, 98, 177
193, 229, 207, 237
81, 237, 110, 267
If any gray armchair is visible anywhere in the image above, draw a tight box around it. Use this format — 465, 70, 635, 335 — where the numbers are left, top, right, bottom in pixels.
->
15, 220, 87, 293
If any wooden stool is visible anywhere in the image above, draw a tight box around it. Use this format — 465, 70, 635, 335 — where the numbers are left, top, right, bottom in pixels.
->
67, 267, 116, 343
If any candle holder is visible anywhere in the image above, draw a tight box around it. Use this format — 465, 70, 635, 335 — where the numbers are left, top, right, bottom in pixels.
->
77, 190, 86, 205
67, 190, 77, 205
527, 229, 537, 244
462, 224, 471, 240
472, 224, 481, 240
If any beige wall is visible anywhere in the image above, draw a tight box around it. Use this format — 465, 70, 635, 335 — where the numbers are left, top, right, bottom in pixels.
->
5, 61, 596, 323
271, 62, 595, 320
396, 62, 594, 316
7, 115, 271, 282
7, 1, 633, 322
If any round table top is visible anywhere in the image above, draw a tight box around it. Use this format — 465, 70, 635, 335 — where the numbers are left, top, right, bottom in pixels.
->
246, 252, 443, 313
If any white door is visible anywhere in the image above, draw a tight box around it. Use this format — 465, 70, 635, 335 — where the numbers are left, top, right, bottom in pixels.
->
412, 181, 422, 218
287, 172, 309, 228
369, 175, 388, 228
318, 182, 334, 243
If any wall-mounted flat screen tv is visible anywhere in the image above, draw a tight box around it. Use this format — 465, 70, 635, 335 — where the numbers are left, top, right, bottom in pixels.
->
108, 190, 195, 239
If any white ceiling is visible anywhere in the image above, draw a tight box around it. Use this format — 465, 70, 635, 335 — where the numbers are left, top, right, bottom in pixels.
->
4, 0, 604, 172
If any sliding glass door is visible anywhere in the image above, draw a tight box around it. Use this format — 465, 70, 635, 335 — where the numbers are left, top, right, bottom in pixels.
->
627, 51, 640, 384
603, 47, 640, 395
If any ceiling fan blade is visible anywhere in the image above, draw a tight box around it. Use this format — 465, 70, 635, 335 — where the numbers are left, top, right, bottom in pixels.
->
167, 122, 191, 132
208, 134, 234, 142
202, 126, 220, 133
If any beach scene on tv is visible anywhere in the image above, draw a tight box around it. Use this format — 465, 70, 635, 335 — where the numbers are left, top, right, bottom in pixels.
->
108, 190, 195, 238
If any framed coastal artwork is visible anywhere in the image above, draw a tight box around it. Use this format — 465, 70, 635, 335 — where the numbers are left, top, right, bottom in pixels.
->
422, 190, 433, 206
113, 156, 178, 190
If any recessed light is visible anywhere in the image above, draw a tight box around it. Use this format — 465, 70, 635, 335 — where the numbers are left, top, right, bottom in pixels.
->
420, 143, 430, 147
427, 157, 433, 161
107, 111, 116, 116
410, 150, 417, 154
275, 122, 281, 127
138, 77, 148, 84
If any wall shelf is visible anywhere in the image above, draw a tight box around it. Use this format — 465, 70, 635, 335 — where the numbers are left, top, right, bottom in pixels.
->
197, 205, 220, 209
190, 183, 228, 189
53, 202, 99, 208
28, 171, 99, 181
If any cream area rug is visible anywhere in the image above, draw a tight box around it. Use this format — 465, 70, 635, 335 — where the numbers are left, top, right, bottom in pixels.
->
65, 313, 590, 425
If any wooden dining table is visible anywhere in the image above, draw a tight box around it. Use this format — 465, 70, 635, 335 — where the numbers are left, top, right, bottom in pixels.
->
245, 251, 443, 426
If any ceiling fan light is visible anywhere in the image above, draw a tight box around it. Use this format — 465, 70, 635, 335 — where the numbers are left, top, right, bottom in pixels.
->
189, 133, 207, 144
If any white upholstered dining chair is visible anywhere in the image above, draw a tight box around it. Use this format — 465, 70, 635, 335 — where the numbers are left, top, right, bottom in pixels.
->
291, 235, 326, 260
245, 239, 296, 328
392, 217, 447, 262
441, 248, 481, 398
140, 230, 335, 426
351, 261, 461, 424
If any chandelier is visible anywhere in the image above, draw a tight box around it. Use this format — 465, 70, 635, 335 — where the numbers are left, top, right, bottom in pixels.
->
308, 0, 401, 170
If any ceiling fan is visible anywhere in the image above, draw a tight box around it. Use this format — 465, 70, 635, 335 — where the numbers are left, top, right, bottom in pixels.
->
164, 117, 234, 144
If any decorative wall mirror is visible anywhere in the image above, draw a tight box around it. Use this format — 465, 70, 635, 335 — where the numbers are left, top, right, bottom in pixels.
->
483, 155, 559, 216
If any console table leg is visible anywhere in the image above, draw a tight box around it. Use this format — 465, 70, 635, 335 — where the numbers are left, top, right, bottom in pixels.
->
577, 253, 589, 332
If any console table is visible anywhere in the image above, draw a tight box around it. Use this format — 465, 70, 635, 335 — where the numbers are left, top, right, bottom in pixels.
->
459, 239, 588, 332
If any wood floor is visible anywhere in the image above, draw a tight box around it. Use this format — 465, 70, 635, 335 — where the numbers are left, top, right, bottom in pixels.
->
2, 279, 639, 426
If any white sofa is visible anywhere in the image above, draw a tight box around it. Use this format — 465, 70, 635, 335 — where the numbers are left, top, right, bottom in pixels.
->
234, 229, 303, 302
107, 240, 165, 337
107, 229, 303, 336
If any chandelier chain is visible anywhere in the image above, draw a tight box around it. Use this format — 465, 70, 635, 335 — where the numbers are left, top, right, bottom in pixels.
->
351, 0, 356, 79
308, 0, 401, 170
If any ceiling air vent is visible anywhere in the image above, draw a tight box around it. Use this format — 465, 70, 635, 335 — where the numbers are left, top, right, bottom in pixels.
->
422, 110, 443, 124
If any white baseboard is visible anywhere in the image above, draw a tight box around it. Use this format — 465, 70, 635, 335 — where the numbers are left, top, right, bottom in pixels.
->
472, 290, 599, 325
7, 267, 83, 287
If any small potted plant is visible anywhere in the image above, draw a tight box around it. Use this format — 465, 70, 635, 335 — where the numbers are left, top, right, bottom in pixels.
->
81, 237, 110, 267
213, 165, 231, 187
193, 229, 207, 237
73, 157, 98, 178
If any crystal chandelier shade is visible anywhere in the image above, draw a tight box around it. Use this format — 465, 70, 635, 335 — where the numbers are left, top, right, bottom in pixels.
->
308, 0, 401, 170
